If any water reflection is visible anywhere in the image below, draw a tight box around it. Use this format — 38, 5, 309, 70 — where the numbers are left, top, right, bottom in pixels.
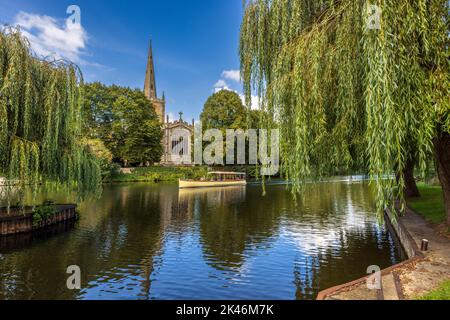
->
0, 181, 404, 300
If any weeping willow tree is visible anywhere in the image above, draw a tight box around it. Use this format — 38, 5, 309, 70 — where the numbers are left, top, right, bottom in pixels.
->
0, 28, 101, 207
240, 0, 450, 223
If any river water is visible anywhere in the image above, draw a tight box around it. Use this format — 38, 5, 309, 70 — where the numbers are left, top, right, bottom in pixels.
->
0, 180, 404, 300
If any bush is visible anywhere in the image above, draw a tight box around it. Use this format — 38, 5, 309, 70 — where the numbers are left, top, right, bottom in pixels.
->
106, 166, 209, 183
32, 200, 57, 226
107, 163, 122, 178
84, 139, 114, 179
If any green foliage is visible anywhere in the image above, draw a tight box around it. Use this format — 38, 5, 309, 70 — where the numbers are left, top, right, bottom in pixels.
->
107, 166, 209, 183
108, 163, 122, 177
32, 200, 57, 226
200, 90, 275, 168
409, 184, 445, 225
200, 90, 247, 130
84, 138, 114, 178
240, 0, 450, 214
85, 139, 113, 164
83, 82, 163, 166
0, 27, 101, 203
124, 119, 163, 165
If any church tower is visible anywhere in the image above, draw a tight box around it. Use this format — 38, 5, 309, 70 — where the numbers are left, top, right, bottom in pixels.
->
144, 40, 165, 124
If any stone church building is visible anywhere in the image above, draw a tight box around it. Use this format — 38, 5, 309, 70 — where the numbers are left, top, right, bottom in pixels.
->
144, 42, 194, 166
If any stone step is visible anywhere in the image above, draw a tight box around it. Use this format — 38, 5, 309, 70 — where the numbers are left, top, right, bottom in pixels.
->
382, 273, 400, 300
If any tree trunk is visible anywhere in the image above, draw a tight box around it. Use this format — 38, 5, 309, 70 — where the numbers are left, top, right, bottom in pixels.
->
396, 156, 420, 198
403, 157, 420, 198
434, 131, 450, 227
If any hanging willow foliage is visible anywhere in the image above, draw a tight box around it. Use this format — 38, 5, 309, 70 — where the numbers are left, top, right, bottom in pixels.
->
0, 27, 101, 205
240, 0, 450, 214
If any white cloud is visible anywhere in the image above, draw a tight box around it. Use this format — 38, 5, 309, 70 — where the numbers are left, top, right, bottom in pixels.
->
13, 11, 89, 65
213, 86, 260, 111
213, 79, 228, 89
213, 69, 259, 110
222, 69, 241, 82
167, 112, 177, 122
239, 93, 261, 111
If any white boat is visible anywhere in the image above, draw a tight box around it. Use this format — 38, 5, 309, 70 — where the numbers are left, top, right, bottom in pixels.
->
179, 172, 247, 189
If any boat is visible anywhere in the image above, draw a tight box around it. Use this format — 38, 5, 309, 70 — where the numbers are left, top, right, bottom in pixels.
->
179, 172, 247, 189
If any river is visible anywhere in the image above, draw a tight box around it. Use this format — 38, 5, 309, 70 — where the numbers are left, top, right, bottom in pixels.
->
0, 179, 405, 300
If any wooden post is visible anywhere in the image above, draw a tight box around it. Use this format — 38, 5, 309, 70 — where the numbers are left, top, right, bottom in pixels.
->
421, 239, 429, 252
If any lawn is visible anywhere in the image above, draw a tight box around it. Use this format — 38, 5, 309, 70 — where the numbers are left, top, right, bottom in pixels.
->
408, 184, 445, 225
419, 280, 450, 300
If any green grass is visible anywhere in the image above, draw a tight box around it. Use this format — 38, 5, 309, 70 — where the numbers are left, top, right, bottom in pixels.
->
105, 166, 209, 183
419, 280, 450, 300
408, 184, 445, 225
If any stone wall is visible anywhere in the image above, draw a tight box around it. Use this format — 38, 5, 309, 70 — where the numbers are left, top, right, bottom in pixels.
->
384, 208, 420, 259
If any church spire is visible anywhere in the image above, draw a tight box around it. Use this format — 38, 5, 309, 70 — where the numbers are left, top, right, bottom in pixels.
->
144, 40, 157, 100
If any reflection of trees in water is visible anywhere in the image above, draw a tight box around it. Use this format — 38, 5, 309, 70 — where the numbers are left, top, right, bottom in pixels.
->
0, 181, 398, 300
194, 182, 401, 299
285, 182, 381, 246
285, 182, 402, 299
292, 223, 401, 300
197, 186, 289, 271
0, 189, 106, 300
177, 186, 247, 222
0, 184, 180, 299
285, 181, 376, 218
76, 184, 182, 299
0, 221, 76, 253
197, 182, 378, 272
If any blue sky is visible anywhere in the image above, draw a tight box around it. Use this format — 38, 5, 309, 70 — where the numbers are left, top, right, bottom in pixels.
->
0, 0, 245, 121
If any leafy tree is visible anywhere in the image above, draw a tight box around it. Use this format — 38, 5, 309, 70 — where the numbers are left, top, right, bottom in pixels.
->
83, 83, 163, 166
240, 0, 450, 223
84, 138, 113, 178
124, 120, 163, 165
0, 28, 101, 204
200, 90, 276, 167
200, 90, 248, 165
200, 90, 247, 130
82, 82, 115, 138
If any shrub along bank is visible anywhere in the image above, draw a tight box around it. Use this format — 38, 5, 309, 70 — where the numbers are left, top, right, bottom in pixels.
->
105, 166, 209, 183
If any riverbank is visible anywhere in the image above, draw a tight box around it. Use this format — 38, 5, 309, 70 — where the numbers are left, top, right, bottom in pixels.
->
396, 207, 450, 299
317, 185, 450, 300
104, 165, 262, 183
105, 166, 209, 183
